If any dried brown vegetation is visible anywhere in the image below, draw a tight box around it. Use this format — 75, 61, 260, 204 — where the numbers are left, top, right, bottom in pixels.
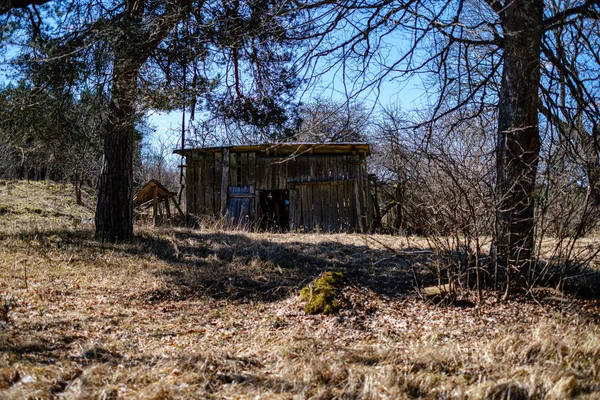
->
1, 181, 600, 399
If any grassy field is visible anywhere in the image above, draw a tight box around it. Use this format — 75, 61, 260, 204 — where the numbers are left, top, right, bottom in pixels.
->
1, 180, 600, 399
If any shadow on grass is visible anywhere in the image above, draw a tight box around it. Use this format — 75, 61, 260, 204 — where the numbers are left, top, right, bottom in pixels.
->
4, 227, 436, 302
5, 226, 600, 303
129, 230, 431, 303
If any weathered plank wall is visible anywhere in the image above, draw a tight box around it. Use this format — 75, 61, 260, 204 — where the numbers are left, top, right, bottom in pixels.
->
185, 149, 370, 232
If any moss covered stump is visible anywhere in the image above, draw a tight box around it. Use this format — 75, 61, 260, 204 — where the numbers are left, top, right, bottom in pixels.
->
300, 271, 346, 315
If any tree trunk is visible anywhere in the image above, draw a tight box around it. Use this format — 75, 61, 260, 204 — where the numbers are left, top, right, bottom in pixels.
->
495, 0, 544, 291
95, 61, 140, 241
92, 1, 183, 241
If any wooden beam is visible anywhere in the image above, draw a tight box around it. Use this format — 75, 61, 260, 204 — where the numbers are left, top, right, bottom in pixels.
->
170, 195, 185, 217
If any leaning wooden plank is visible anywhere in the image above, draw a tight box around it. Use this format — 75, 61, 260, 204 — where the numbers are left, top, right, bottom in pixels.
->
170, 195, 185, 217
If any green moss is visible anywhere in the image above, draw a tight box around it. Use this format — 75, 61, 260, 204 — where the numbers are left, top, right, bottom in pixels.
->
300, 271, 345, 315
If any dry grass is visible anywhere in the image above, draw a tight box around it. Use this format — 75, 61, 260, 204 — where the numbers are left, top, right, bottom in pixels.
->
1, 181, 600, 399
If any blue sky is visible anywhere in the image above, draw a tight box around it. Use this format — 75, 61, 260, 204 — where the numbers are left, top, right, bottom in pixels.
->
147, 67, 429, 150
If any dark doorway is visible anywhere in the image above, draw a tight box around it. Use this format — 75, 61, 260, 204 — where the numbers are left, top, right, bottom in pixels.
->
257, 190, 289, 231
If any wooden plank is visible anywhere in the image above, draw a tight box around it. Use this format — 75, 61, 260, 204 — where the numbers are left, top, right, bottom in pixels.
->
325, 184, 334, 232
230, 153, 238, 187
313, 184, 322, 231
269, 159, 280, 189
260, 156, 268, 189
268, 159, 276, 189
307, 185, 314, 231
170, 195, 185, 217
359, 160, 367, 230
279, 158, 288, 189
202, 156, 210, 211
302, 157, 311, 183
200, 157, 208, 212
292, 189, 301, 231
241, 153, 248, 186
248, 152, 256, 184
354, 179, 363, 232
289, 189, 295, 231
249, 184, 255, 221
300, 186, 311, 231
335, 181, 343, 231
214, 152, 222, 217
321, 185, 329, 232
286, 157, 296, 185
206, 153, 214, 213
314, 156, 323, 180
186, 164, 194, 214
361, 161, 370, 230
331, 183, 339, 232
323, 157, 331, 231
220, 148, 230, 216
341, 156, 348, 228
347, 180, 354, 229
322, 184, 330, 232
330, 159, 340, 232
255, 156, 264, 189
269, 158, 277, 189
196, 162, 203, 213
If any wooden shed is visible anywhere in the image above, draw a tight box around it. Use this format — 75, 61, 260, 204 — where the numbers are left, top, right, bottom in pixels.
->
175, 143, 372, 232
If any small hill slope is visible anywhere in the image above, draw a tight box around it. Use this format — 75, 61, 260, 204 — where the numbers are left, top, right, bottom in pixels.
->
0, 180, 94, 234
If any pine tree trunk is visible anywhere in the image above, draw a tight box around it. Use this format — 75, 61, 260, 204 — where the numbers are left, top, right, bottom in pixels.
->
92, 0, 182, 241
495, 0, 544, 291
95, 61, 139, 241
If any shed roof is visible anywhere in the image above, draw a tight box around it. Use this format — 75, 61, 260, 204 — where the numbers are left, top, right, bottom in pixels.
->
174, 142, 370, 157
133, 179, 176, 209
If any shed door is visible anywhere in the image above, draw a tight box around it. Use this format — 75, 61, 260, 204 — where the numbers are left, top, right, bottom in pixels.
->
226, 185, 254, 227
